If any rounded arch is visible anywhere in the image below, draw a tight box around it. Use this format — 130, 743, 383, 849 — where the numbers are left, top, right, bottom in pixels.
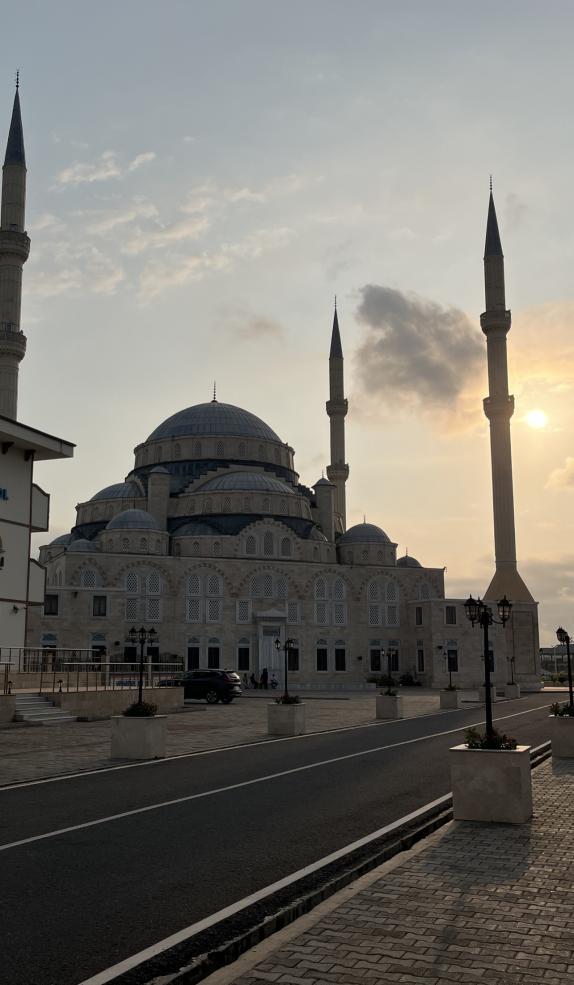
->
112, 560, 174, 594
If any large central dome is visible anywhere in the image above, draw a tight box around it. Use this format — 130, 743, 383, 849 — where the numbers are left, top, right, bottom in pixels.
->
147, 402, 281, 443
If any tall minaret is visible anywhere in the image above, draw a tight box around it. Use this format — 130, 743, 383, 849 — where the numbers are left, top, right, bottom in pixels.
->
326, 303, 349, 532
481, 185, 533, 603
0, 79, 29, 420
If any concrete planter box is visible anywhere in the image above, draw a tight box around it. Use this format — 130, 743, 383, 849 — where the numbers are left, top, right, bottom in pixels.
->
479, 685, 499, 704
0, 694, 15, 723
267, 702, 306, 736
376, 694, 404, 719
550, 715, 574, 758
505, 683, 521, 699
440, 689, 460, 709
450, 744, 532, 823
110, 715, 167, 760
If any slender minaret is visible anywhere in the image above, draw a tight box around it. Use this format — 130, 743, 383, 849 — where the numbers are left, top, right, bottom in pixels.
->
481, 184, 533, 602
0, 79, 29, 420
326, 302, 349, 531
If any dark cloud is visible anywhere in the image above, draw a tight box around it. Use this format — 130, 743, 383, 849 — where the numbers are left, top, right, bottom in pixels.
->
355, 284, 483, 411
217, 303, 285, 342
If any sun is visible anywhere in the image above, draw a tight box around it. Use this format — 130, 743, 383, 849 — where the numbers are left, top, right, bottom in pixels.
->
526, 410, 548, 429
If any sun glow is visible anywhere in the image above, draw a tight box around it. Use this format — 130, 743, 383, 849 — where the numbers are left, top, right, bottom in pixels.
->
526, 410, 548, 429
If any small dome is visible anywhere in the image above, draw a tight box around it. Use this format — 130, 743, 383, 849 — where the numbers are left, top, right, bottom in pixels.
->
149, 466, 170, 474
397, 554, 422, 568
67, 538, 101, 553
107, 509, 161, 531
90, 481, 141, 502
49, 533, 72, 547
172, 521, 219, 537
199, 471, 295, 494
339, 522, 391, 545
147, 401, 281, 443
315, 477, 335, 487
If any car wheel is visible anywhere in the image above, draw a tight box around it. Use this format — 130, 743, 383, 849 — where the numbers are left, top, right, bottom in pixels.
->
221, 696, 234, 704
205, 689, 219, 704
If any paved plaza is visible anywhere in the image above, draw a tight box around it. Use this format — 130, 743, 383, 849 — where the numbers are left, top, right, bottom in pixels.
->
0, 691, 444, 787
209, 756, 574, 985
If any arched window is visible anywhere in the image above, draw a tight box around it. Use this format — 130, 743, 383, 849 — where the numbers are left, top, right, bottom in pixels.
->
194, 441, 202, 457
239, 442, 246, 457
125, 569, 162, 622
246, 535, 256, 555
316, 639, 328, 672
237, 637, 250, 671
139, 537, 148, 552
208, 637, 221, 668
333, 578, 347, 626
314, 578, 327, 600
367, 580, 380, 602
192, 540, 200, 555
147, 570, 161, 594
243, 496, 251, 511
122, 537, 130, 551
155, 538, 161, 553
263, 574, 273, 598
223, 496, 232, 513
186, 574, 201, 623
279, 498, 287, 514
263, 532, 274, 557
213, 541, 221, 556
250, 575, 262, 597
80, 569, 97, 588
386, 581, 397, 602
361, 548, 369, 562
262, 497, 270, 513
203, 498, 212, 514
207, 574, 222, 596
333, 578, 346, 600
216, 441, 224, 457
174, 542, 181, 557
187, 574, 200, 596
368, 579, 383, 626
281, 537, 292, 557
174, 443, 181, 459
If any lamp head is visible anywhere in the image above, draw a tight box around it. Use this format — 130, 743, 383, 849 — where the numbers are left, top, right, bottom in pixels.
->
464, 594, 479, 625
128, 627, 137, 644
274, 638, 281, 651
138, 626, 147, 644
557, 626, 569, 645
497, 595, 512, 625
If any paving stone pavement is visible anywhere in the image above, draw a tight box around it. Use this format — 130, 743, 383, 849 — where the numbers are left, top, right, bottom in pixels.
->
0, 692, 444, 786
220, 758, 574, 985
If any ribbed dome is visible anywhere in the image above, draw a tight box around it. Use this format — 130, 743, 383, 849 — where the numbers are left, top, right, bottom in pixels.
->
90, 482, 141, 502
107, 509, 160, 531
397, 554, 422, 568
67, 538, 101, 553
172, 521, 220, 537
199, 472, 295, 494
147, 402, 281, 442
339, 523, 391, 545
49, 533, 72, 547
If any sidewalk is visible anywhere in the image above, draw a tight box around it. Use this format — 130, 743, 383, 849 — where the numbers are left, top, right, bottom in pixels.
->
0, 692, 444, 787
209, 757, 574, 985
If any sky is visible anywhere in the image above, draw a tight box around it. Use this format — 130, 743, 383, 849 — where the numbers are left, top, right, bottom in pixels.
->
4, 0, 574, 645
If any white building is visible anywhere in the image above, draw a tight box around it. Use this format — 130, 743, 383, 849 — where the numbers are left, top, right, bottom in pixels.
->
0, 85, 74, 650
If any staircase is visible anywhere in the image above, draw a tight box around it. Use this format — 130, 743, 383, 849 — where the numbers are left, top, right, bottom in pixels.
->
13, 694, 77, 725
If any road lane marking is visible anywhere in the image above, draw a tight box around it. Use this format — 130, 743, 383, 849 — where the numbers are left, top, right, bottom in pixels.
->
0, 703, 551, 853
0, 695, 548, 793
76, 793, 453, 985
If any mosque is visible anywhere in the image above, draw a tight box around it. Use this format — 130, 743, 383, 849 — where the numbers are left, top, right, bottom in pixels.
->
0, 84, 536, 689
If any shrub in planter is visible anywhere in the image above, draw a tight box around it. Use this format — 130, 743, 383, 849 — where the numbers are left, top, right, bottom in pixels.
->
123, 701, 158, 718
398, 673, 422, 687
550, 701, 574, 717
274, 694, 301, 705
465, 726, 517, 750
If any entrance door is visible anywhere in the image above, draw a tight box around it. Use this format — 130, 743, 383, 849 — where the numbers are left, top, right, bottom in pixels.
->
260, 627, 281, 679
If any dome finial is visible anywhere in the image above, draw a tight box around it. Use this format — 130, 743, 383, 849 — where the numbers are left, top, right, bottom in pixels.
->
15, 70, 19, 91
363, 514, 366, 524
212, 380, 217, 403
489, 174, 493, 194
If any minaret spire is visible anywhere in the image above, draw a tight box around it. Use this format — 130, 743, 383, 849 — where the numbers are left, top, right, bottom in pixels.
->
0, 82, 29, 419
326, 301, 349, 532
480, 183, 533, 603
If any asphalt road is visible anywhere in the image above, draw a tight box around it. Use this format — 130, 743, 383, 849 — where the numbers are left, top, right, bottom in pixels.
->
0, 695, 553, 985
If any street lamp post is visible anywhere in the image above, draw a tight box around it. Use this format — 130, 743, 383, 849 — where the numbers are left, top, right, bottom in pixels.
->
556, 627, 574, 709
128, 626, 157, 707
464, 595, 512, 739
274, 637, 296, 700
385, 647, 397, 694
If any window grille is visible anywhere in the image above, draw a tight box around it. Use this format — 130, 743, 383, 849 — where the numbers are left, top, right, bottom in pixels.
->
203, 498, 212, 514
147, 598, 161, 621
421, 583, 431, 600
250, 575, 262, 597
207, 574, 221, 596
147, 571, 161, 594
386, 605, 398, 626
223, 497, 232, 513
192, 541, 200, 555
207, 599, 221, 623
125, 598, 138, 620
368, 604, 380, 626
386, 582, 397, 602
246, 535, 256, 555
213, 541, 221, 556
126, 572, 138, 593
287, 601, 299, 624
237, 600, 250, 623
333, 578, 345, 601
279, 498, 286, 513
80, 569, 97, 588
187, 598, 201, 622
122, 538, 129, 550
263, 532, 273, 557
139, 537, 148, 552
368, 581, 379, 602
187, 574, 200, 596
333, 603, 346, 626
314, 578, 327, 600
276, 578, 287, 599
281, 537, 292, 557
194, 441, 202, 456
216, 441, 224, 456
315, 601, 328, 625
263, 574, 273, 598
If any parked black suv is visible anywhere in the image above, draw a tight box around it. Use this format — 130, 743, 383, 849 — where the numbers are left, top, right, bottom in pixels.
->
164, 669, 242, 704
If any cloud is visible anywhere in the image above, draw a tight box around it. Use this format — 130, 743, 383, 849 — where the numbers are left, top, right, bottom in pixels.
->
56, 150, 156, 186
123, 215, 210, 255
224, 226, 296, 259
86, 201, 159, 235
218, 303, 285, 341
547, 457, 574, 490
27, 268, 83, 299
28, 212, 65, 233
354, 285, 484, 424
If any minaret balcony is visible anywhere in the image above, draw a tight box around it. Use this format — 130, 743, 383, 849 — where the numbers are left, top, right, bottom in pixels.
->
326, 398, 348, 417
0, 229, 30, 260
483, 395, 514, 420
480, 309, 511, 335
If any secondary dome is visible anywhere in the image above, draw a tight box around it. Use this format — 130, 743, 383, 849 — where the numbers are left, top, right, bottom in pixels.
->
49, 533, 72, 547
339, 522, 391, 545
67, 538, 100, 553
199, 472, 295, 494
397, 554, 422, 568
107, 509, 160, 531
90, 481, 141, 502
147, 402, 281, 443
172, 521, 220, 537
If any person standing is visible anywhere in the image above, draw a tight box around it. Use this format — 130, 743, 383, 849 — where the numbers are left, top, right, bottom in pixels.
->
260, 667, 269, 690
